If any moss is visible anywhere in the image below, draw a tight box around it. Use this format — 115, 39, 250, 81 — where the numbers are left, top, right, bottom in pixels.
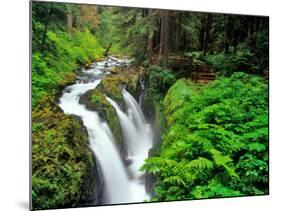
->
57, 72, 76, 87
109, 67, 122, 74
99, 76, 123, 103
153, 99, 166, 136
163, 79, 199, 127
78, 65, 144, 145
32, 96, 97, 210
97, 65, 143, 103
90, 93, 103, 104
119, 74, 140, 93
80, 89, 123, 145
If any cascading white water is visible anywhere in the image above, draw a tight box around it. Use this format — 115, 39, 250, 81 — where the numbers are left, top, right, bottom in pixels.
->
58, 56, 152, 205
58, 81, 132, 204
138, 78, 145, 106
107, 89, 153, 202
123, 89, 146, 132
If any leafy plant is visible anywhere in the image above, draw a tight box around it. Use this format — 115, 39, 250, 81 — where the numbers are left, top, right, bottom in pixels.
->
32, 97, 96, 209
32, 29, 104, 108
146, 65, 177, 100
205, 50, 257, 75
142, 72, 268, 201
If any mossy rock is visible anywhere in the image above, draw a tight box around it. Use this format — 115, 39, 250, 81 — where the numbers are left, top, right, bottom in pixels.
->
97, 65, 143, 103
95, 56, 104, 62
32, 96, 101, 210
109, 67, 122, 74
57, 72, 76, 87
79, 89, 123, 145
98, 76, 123, 103
78, 65, 144, 146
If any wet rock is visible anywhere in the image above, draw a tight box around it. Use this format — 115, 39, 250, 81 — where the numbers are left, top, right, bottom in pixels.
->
78, 64, 145, 151
109, 67, 121, 74
79, 89, 123, 146
79, 158, 102, 206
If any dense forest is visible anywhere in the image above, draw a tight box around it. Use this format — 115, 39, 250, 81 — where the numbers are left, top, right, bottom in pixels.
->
31, 1, 269, 210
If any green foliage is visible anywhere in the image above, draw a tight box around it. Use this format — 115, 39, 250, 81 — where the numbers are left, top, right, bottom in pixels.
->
185, 51, 203, 61
32, 2, 105, 108
142, 73, 268, 201
146, 65, 177, 100
32, 1, 68, 51
255, 29, 269, 71
32, 29, 104, 108
181, 13, 201, 51
205, 50, 257, 75
94, 8, 129, 56
95, 9, 115, 48
191, 180, 242, 199
32, 97, 95, 209
46, 29, 103, 68
32, 3, 105, 209
31, 2, 269, 207
91, 93, 103, 104
112, 8, 156, 62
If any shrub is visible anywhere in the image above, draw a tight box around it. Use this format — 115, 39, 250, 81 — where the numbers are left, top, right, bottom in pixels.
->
185, 51, 205, 65
32, 98, 95, 209
205, 50, 256, 75
146, 65, 177, 99
32, 29, 104, 108
142, 73, 268, 201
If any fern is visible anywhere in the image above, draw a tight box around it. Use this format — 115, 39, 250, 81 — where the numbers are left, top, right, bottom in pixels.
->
163, 176, 187, 187
142, 73, 268, 201
248, 142, 266, 152
187, 157, 214, 170
191, 180, 242, 199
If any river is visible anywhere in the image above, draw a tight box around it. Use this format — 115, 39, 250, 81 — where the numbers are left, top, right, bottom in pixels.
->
58, 56, 153, 205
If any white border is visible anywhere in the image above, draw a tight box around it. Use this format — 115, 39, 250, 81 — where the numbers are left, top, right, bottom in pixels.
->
0, 0, 280, 211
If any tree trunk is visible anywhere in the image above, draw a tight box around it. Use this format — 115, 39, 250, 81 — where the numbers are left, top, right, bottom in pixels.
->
158, 10, 169, 67
224, 16, 233, 54
233, 32, 239, 53
250, 17, 260, 64
147, 9, 153, 64
199, 15, 205, 52
104, 43, 112, 56
250, 17, 258, 54
174, 13, 181, 53
162, 11, 169, 67
158, 11, 165, 60
66, 6, 73, 32
202, 14, 212, 55
224, 39, 230, 53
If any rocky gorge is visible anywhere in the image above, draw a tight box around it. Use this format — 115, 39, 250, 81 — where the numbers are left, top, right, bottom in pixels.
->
58, 56, 153, 206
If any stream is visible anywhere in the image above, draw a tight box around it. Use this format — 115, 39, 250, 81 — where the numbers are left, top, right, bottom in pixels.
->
58, 56, 153, 205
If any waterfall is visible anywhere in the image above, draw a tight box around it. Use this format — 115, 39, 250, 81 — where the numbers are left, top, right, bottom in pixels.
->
58, 81, 132, 204
107, 89, 153, 202
58, 56, 152, 205
123, 89, 146, 132
106, 97, 138, 156
138, 77, 145, 106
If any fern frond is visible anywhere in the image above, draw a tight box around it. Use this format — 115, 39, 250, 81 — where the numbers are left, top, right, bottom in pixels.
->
187, 157, 214, 170
248, 142, 266, 152
163, 175, 186, 187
